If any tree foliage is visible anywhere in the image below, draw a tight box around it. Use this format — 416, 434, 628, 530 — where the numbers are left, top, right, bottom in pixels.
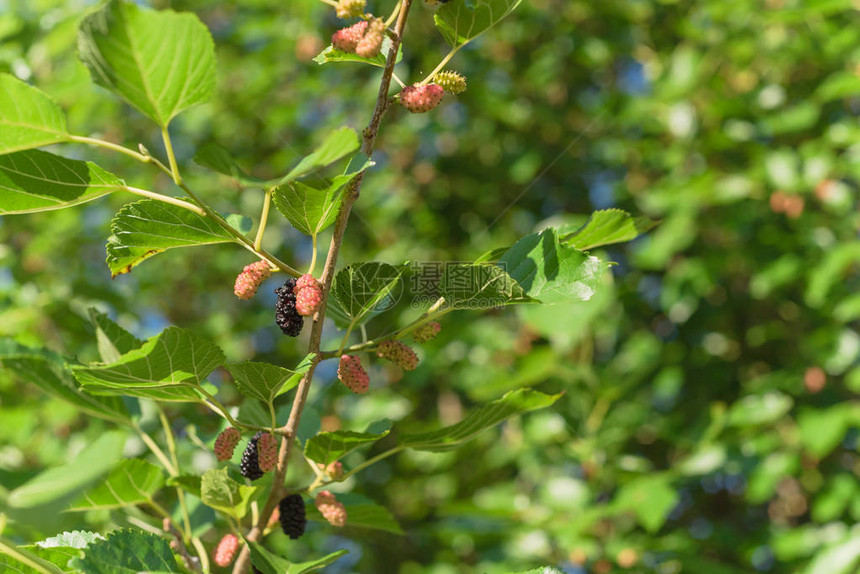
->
0, 0, 858, 573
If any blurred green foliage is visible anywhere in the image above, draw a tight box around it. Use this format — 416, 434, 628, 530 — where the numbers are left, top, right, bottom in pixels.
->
2, 0, 860, 573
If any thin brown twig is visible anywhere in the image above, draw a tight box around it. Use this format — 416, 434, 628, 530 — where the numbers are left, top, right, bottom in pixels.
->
230, 2, 414, 572
162, 518, 201, 573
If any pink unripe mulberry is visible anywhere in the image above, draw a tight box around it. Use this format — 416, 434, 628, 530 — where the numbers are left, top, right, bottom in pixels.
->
214, 427, 241, 462
294, 274, 323, 316
295, 273, 318, 291
257, 432, 278, 473
233, 260, 272, 300
332, 20, 368, 53
400, 84, 444, 114
315, 490, 347, 527
412, 321, 441, 343
214, 534, 239, 567
355, 18, 385, 59
338, 355, 369, 393
377, 340, 419, 370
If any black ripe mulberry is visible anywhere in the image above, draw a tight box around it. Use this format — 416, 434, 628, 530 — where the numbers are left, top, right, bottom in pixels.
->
275, 278, 304, 337
279, 494, 307, 540
240, 432, 264, 480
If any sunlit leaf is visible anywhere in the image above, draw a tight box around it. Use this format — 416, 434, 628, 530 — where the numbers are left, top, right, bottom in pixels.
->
0, 73, 68, 154
0, 150, 122, 215
78, 0, 216, 127
434, 0, 523, 47
74, 530, 181, 573
439, 263, 528, 308
105, 199, 236, 277
37, 532, 104, 550
69, 459, 165, 511
332, 262, 405, 325
562, 209, 657, 250
200, 468, 256, 520
248, 541, 348, 574
273, 172, 363, 237
226, 354, 315, 403
304, 422, 391, 465
73, 327, 225, 402
499, 228, 609, 304
278, 127, 360, 184
31, 531, 104, 572
0, 339, 129, 422
0, 540, 64, 574
87, 308, 142, 364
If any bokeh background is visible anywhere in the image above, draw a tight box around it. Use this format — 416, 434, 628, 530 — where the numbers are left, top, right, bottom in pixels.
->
2, 0, 860, 572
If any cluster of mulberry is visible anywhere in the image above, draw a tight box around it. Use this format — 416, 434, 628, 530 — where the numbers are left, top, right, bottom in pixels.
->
278, 494, 307, 539
214, 427, 241, 462
214, 534, 239, 567
233, 260, 272, 300
338, 355, 370, 393
332, 18, 385, 58
294, 274, 323, 316
400, 84, 444, 114
240, 432, 265, 480
275, 278, 304, 337
335, 0, 365, 18
315, 490, 348, 527
412, 321, 441, 343
377, 340, 419, 370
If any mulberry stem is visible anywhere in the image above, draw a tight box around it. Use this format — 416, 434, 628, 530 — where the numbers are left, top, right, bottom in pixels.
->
391, 72, 406, 88
336, 318, 358, 356
189, 537, 210, 573
419, 47, 462, 86
327, 446, 403, 486
230, 2, 416, 573
196, 387, 270, 433
161, 126, 182, 185
268, 401, 277, 432
67, 134, 150, 163
254, 189, 273, 251
143, 145, 302, 278
133, 424, 176, 475
385, 1, 402, 27
123, 186, 206, 216
308, 233, 319, 275
71, 129, 301, 277
319, 297, 450, 358
0, 537, 63, 574
157, 406, 192, 540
